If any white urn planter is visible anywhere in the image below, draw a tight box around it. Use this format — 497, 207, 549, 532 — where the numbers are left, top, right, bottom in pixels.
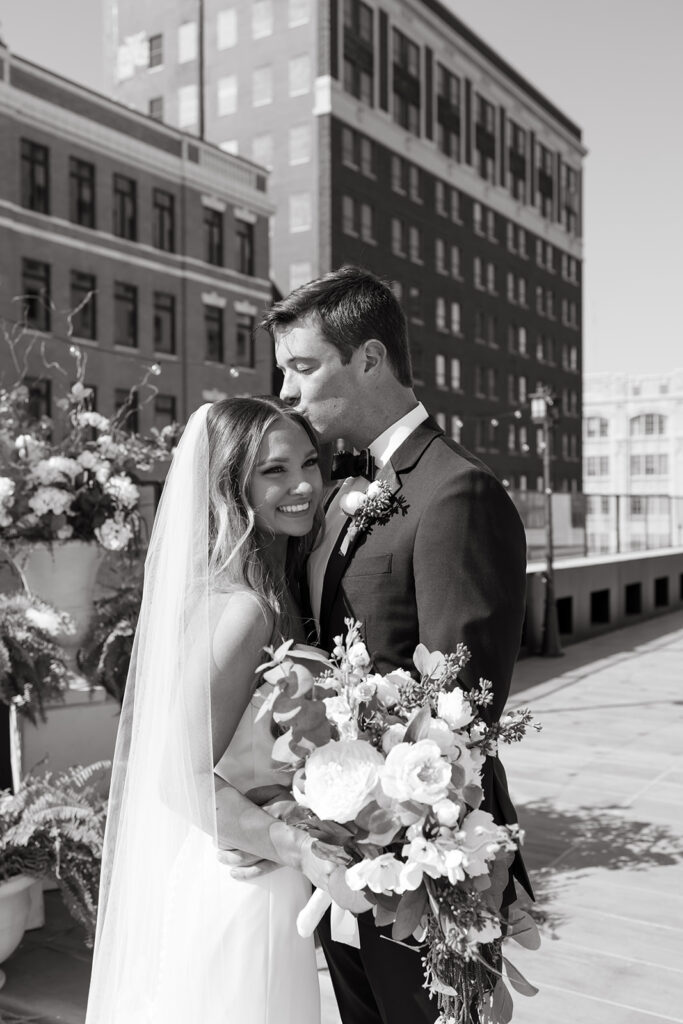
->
13, 540, 104, 669
0, 874, 33, 989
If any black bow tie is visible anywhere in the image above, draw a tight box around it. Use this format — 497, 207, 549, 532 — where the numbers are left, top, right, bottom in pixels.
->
331, 449, 376, 481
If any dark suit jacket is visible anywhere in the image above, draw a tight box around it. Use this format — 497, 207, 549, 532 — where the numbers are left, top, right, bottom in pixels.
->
317, 416, 532, 897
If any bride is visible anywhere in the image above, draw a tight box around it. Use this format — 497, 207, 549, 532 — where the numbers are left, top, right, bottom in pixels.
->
85, 397, 342, 1023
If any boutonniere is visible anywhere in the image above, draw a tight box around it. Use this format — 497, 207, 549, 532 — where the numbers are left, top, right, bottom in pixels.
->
338, 480, 408, 554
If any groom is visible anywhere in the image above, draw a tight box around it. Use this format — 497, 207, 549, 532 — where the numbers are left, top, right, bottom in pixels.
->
261, 265, 532, 1024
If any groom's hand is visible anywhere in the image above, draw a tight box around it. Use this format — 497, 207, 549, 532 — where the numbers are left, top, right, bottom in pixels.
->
218, 848, 277, 878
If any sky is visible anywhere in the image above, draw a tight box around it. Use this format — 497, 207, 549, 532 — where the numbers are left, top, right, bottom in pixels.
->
1, 0, 681, 376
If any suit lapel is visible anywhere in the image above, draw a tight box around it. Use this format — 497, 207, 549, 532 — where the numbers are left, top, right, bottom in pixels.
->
317, 419, 443, 645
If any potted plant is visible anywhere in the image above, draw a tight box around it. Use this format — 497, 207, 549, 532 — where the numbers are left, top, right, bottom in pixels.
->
0, 375, 178, 663
0, 760, 110, 985
78, 571, 142, 705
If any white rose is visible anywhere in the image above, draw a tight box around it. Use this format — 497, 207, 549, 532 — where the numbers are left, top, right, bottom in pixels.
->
346, 854, 404, 894
381, 740, 451, 806
365, 481, 383, 499
295, 740, 383, 822
355, 679, 377, 701
77, 451, 99, 470
437, 688, 475, 730
427, 717, 456, 754
433, 798, 461, 828
95, 518, 133, 551
381, 723, 407, 753
339, 490, 368, 517
347, 641, 371, 669
323, 694, 353, 728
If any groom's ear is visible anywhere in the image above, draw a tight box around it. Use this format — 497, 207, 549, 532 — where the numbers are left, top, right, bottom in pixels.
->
361, 339, 386, 373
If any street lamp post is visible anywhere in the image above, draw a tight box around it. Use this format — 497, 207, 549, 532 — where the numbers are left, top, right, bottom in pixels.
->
530, 388, 563, 657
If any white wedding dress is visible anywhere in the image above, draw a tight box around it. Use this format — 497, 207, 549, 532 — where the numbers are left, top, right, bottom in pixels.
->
140, 678, 320, 1024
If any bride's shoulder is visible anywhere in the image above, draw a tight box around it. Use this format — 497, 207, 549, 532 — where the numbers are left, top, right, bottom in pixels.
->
208, 586, 273, 664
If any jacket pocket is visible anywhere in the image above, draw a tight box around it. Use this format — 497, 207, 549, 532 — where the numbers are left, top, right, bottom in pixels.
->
345, 553, 393, 578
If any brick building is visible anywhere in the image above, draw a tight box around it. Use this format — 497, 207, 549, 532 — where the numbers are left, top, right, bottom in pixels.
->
0, 42, 273, 429
108, 0, 585, 487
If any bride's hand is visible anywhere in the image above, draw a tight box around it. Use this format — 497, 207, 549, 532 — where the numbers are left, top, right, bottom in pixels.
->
270, 822, 347, 891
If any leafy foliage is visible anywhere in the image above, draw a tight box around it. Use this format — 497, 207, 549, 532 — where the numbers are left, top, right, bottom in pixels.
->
0, 592, 72, 723
0, 761, 110, 945
77, 570, 143, 703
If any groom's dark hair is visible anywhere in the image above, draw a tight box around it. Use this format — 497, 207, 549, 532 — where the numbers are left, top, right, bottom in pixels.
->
261, 265, 413, 387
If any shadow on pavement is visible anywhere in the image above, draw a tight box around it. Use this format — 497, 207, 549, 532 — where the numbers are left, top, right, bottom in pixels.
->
511, 609, 683, 697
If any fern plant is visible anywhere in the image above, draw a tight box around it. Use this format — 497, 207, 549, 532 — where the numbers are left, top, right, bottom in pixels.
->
0, 761, 110, 945
77, 576, 142, 704
0, 591, 73, 723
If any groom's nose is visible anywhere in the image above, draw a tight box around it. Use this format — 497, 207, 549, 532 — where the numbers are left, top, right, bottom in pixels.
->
279, 371, 299, 406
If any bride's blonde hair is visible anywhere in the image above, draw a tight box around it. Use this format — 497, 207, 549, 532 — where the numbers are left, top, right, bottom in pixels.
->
206, 396, 322, 636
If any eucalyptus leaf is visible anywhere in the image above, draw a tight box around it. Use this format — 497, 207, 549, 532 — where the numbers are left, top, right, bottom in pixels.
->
405, 705, 431, 742
507, 909, 541, 950
490, 978, 514, 1024
502, 956, 539, 997
392, 884, 428, 941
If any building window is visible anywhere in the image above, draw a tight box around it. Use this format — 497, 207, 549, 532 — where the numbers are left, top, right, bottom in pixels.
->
436, 64, 460, 159
236, 219, 255, 275
204, 208, 223, 265
252, 0, 273, 38
435, 181, 447, 216
218, 75, 238, 116
409, 166, 422, 203
289, 0, 310, 27
486, 262, 496, 294
409, 226, 422, 263
21, 139, 50, 214
518, 375, 527, 404
68, 157, 95, 228
451, 302, 461, 335
343, 0, 374, 105
148, 96, 164, 120
70, 271, 96, 340
474, 257, 483, 290
487, 209, 497, 241
450, 245, 461, 280
508, 120, 526, 200
217, 8, 237, 49
392, 28, 420, 136
236, 312, 255, 367
391, 217, 406, 257
153, 292, 176, 354
178, 84, 199, 127
451, 357, 461, 391
537, 143, 554, 218
435, 297, 447, 331
113, 174, 137, 240
586, 417, 608, 438
630, 413, 666, 436
205, 306, 224, 362
435, 238, 446, 275
289, 261, 311, 290
289, 123, 311, 165
289, 55, 310, 96
21, 259, 51, 332
152, 189, 175, 252
435, 354, 446, 388
474, 94, 496, 182
178, 22, 198, 63
391, 155, 406, 194
290, 192, 311, 233
24, 378, 51, 421
360, 203, 375, 243
148, 33, 163, 67
252, 133, 273, 169
154, 394, 177, 429
114, 282, 137, 347
451, 416, 462, 442
342, 195, 357, 236
473, 202, 484, 235
253, 65, 273, 106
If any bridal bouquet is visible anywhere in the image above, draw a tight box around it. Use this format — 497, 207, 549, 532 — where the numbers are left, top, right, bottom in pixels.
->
255, 622, 540, 1024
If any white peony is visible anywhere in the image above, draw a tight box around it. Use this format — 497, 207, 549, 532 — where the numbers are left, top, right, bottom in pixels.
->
346, 854, 404, 894
104, 474, 140, 509
365, 480, 383, 499
381, 739, 451, 806
295, 740, 383, 822
437, 688, 475, 730
339, 490, 368, 517
95, 518, 133, 551
28, 486, 73, 517
323, 694, 353, 728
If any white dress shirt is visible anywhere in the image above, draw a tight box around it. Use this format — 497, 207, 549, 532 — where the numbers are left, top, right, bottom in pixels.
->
307, 403, 429, 630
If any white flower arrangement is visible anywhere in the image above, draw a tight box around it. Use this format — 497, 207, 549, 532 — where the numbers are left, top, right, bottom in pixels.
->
0, 379, 177, 552
255, 621, 542, 1024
